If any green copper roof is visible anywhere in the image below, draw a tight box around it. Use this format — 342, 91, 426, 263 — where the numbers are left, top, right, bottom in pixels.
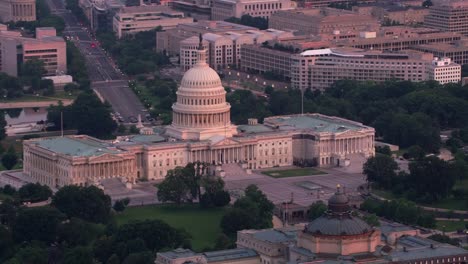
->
237, 124, 274, 134
36, 137, 120, 157
265, 114, 366, 133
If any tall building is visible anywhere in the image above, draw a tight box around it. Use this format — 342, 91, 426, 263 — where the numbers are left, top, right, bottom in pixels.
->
269, 8, 380, 35
0, 27, 66, 77
299, 0, 374, 8
0, 0, 36, 22
23, 40, 375, 188
113, 5, 193, 38
211, 0, 294, 20
156, 21, 256, 55
426, 57, 461, 84
290, 48, 460, 90
424, 0, 468, 36
79, 0, 125, 31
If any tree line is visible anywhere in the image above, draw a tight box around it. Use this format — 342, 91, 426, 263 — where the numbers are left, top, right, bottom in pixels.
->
96, 29, 170, 75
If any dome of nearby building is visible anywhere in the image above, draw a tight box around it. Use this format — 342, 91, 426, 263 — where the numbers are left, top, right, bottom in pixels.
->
304, 185, 372, 236
298, 185, 381, 256
305, 214, 371, 236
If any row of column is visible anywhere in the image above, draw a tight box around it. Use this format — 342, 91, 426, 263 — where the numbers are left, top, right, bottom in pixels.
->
320, 136, 374, 155
190, 145, 257, 164
72, 160, 134, 181
12, 3, 34, 17
174, 112, 230, 127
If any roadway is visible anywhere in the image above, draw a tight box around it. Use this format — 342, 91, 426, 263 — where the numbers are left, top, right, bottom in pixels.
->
45, 0, 148, 124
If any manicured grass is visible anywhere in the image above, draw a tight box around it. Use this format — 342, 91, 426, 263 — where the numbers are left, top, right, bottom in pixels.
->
371, 189, 397, 200
262, 168, 326, 178
0, 91, 77, 103
436, 220, 467, 232
424, 198, 468, 211
0, 193, 13, 201
114, 204, 226, 251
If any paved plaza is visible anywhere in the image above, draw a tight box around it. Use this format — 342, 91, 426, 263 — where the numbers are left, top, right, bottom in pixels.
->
0, 159, 366, 208
101, 161, 367, 207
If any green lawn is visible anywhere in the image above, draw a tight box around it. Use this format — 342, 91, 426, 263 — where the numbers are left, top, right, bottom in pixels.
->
423, 198, 468, 211
0, 91, 77, 103
262, 168, 326, 178
114, 204, 226, 251
0, 193, 13, 201
371, 188, 397, 200
436, 220, 467, 232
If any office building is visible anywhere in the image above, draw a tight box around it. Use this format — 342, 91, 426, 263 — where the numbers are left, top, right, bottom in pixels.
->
291, 48, 460, 90
424, 0, 468, 36
156, 20, 256, 55
211, 0, 293, 20
411, 40, 468, 65
269, 8, 380, 35
0, 0, 36, 22
0, 27, 66, 77
79, 0, 125, 31
113, 5, 193, 38
426, 57, 461, 84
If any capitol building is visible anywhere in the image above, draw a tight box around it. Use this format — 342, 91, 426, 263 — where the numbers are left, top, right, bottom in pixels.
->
23, 39, 375, 188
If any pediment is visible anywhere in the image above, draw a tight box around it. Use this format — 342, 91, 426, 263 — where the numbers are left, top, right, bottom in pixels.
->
88, 153, 125, 163
210, 137, 240, 147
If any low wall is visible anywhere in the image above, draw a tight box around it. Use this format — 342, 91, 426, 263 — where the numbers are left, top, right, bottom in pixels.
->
0, 99, 73, 109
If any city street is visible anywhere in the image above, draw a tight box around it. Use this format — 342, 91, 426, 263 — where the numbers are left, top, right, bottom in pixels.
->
45, 0, 148, 123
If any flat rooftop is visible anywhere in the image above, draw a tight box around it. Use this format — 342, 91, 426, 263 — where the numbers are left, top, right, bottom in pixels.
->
263, 114, 371, 133
158, 248, 199, 259
203, 248, 257, 262
180, 20, 256, 33
251, 229, 297, 243
389, 236, 468, 261
33, 136, 121, 157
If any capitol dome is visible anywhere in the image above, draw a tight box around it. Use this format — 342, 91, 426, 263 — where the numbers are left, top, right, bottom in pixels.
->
180, 65, 222, 89
165, 35, 238, 141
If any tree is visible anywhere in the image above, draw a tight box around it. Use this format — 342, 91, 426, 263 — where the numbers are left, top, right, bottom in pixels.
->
405, 145, 425, 160
122, 252, 154, 264
422, 0, 433, 7
57, 218, 104, 247
18, 183, 52, 203
363, 214, 380, 227
115, 220, 191, 252
157, 168, 193, 204
408, 156, 457, 202
220, 208, 255, 235
129, 125, 139, 134
363, 154, 398, 189
308, 201, 327, 220
6, 245, 48, 264
52, 185, 112, 223
0, 112, 6, 141
63, 246, 94, 264
20, 59, 46, 88
212, 190, 231, 207
2, 146, 18, 170
221, 185, 274, 235
68, 92, 117, 139
113, 198, 130, 212
375, 145, 391, 156
13, 207, 64, 243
